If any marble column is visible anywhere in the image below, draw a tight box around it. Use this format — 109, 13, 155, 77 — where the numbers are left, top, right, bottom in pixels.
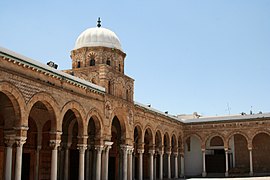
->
158, 151, 164, 180
95, 145, 104, 180
153, 154, 157, 180
149, 150, 155, 180
102, 142, 113, 180
78, 144, 87, 180
174, 152, 178, 178
121, 145, 133, 180
50, 140, 61, 180
64, 143, 71, 180
202, 149, 207, 177
225, 149, 229, 177
128, 148, 134, 180
4, 137, 15, 180
167, 151, 171, 179
249, 148, 253, 176
137, 149, 144, 180
14, 137, 26, 180
180, 155, 185, 177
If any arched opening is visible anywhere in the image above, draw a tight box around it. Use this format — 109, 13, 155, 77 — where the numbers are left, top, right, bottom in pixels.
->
26, 101, 56, 180
109, 116, 122, 180
228, 134, 249, 174
133, 126, 142, 180
90, 59, 95, 66
171, 135, 177, 177
184, 135, 202, 176
0, 91, 19, 179
163, 133, 170, 177
143, 128, 153, 179
106, 59, 111, 66
205, 136, 225, 174
155, 130, 162, 178
61, 109, 80, 180
86, 117, 97, 180
252, 132, 270, 173
77, 61, 81, 68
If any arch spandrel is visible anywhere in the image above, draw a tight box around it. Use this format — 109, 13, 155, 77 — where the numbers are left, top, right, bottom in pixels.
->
27, 92, 60, 132
60, 100, 86, 136
0, 81, 27, 127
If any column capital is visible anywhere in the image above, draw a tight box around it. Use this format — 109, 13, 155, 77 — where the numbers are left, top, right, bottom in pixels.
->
166, 150, 171, 155
201, 148, 206, 152
77, 144, 87, 153
149, 149, 155, 155
248, 147, 253, 151
157, 150, 164, 155
50, 140, 61, 150
15, 137, 27, 147
173, 152, 178, 156
120, 144, 133, 151
137, 149, 144, 154
4, 135, 15, 147
95, 145, 104, 153
224, 147, 229, 152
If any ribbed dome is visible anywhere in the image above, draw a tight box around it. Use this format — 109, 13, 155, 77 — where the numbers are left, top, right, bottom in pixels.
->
74, 27, 123, 51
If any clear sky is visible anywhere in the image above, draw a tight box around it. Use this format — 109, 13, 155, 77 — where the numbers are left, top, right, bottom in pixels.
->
1, 0, 270, 116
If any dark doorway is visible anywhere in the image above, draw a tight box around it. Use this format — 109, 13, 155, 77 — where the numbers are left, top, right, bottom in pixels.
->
206, 149, 226, 173
22, 153, 30, 180
69, 149, 79, 180
108, 156, 116, 180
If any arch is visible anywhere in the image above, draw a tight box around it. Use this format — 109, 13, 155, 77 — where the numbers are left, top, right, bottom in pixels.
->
144, 126, 154, 146
171, 133, 178, 151
134, 123, 143, 144
184, 133, 203, 144
60, 101, 86, 136
0, 81, 27, 126
110, 108, 128, 142
27, 92, 60, 132
86, 108, 104, 138
164, 131, 171, 148
251, 129, 270, 142
226, 131, 250, 146
205, 132, 226, 147
155, 129, 163, 148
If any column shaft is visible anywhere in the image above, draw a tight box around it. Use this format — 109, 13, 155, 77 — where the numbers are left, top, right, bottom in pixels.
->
78, 147, 86, 180
249, 149, 253, 176
95, 146, 103, 180
225, 150, 229, 177
123, 148, 128, 180
51, 148, 58, 180
15, 139, 25, 180
102, 144, 112, 180
149, 150, 154, 180
167, 153, 171, 179
5, 146, 13, 180
138, 149, 144, 180
128, 150, 133, 180
159, 153, 163, 180
174, 154, 178, 178
180, 155, 184, 177
64, 148, 69, 180
202, 150, 207, 177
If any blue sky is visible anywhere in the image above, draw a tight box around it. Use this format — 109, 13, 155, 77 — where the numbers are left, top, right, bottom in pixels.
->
1, 0, 270, 116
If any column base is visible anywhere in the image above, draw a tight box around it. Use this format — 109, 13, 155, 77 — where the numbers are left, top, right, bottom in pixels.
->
225, 171, 229, 177
202, 172, 207, 177
249, 172, 254, 176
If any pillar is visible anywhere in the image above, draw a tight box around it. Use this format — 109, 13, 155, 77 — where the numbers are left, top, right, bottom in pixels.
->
158, 151, 164, 180
128, 148, 134, 180
64, 143, 71, 180
95, 145, 104, 180
180, 154, 185, 177
4, 136, 15, 180
50, 140, 61, 180
174, 152, 178, 178
78, 144, 87, 180
102, 142, 113, 180
149, 150, 155, 180
153, 154, 157, 180
202, 149, 207, 177
137, 149, 144, 180
249, 148, 253, 176
167, 151, 171, 179
121, 145, 133, 180
14, 137, 26, 180
225, 149, 229, 177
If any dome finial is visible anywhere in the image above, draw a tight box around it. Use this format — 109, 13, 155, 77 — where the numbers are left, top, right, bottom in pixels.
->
97, 17, 101, 28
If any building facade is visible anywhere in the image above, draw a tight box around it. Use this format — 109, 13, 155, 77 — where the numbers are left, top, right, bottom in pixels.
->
0, 21, 270, 180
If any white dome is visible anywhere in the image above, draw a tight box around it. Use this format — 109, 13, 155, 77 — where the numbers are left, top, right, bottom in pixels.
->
74, 27, 123, 51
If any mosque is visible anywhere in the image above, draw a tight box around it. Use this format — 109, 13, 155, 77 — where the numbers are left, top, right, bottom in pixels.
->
0, 19, 270, 180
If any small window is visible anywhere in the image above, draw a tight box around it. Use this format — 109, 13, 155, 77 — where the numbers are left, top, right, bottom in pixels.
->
108, 81, 111, 94
106, 59, 111, 66
126, 89, 129, 100
77, 61, 81, 68
118, 64, 121, 72
90, 59, 95, 66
